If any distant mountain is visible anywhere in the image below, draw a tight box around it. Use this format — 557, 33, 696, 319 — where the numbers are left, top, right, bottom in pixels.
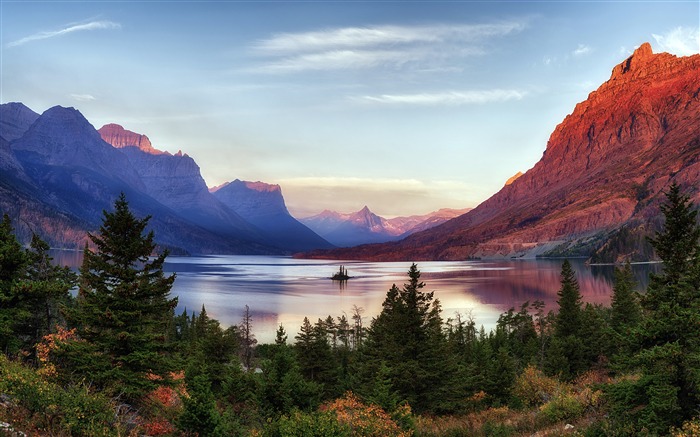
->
300, 206, 470, 247
0, 104, 327, 255
0, 102, 39, 142
98, 124, 262, 242
303, 43, 700, 262
211, 180, 334, 252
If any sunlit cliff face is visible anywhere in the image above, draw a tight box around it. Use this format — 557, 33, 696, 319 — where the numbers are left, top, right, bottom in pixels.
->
305, 44, 700, 261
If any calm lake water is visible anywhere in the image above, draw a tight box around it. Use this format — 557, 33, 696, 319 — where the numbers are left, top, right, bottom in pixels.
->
51, 251, 660, 344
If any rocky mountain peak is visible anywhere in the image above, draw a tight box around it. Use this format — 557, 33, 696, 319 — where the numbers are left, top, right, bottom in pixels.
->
303, 45, 700, 261
0, 102, 40, 141
98, 123, 165, 155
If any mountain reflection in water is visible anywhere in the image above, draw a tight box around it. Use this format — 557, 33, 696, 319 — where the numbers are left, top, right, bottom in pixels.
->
49, 252, 659, 344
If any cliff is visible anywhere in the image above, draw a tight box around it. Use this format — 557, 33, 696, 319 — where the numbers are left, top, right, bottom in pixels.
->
303, 43, 700, 261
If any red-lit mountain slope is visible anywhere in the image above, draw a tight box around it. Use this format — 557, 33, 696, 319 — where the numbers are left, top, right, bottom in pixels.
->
303, 43, 700, 261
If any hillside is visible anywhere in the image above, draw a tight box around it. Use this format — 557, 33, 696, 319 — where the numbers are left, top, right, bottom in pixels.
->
303, 43, 700, 261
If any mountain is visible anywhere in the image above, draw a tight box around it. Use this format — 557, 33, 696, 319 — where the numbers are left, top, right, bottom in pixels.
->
97, 124, 262, 241
211, 180, 334, 252
302, 43, 700, 262
0, 102, 39, 142
0, 106, 282, 254
300, 206, 470, 247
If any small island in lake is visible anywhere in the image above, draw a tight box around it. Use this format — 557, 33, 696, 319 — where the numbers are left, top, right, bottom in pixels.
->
331, 265, 350, 280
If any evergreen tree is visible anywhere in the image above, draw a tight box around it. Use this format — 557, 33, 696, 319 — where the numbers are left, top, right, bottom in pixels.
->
554, 260, 583, 338
0, 214, 29, 354
357, 263, 460, 414
547, 260, 586, 379
606, 183, 700, 434
610, 262, 641, 332
63, 193, 177, 400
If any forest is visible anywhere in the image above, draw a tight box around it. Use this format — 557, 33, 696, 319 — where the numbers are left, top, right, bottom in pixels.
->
1, 183, 699, 436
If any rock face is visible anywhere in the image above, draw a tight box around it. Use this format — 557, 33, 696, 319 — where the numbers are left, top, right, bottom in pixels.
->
98, 124, 259, 242
1, 105, 292, 254
304, 43, 700, 261
211, 180, 334, 252
0, 105, 332, 255
98, 123, 163, 155
301, 206, 470, 247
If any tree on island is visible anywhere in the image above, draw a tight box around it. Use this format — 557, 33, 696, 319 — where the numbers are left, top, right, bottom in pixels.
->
331, 265, 350, 280
63, 193, 178, 401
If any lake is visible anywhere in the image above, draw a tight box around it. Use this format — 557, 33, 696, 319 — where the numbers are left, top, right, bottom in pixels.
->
51, 252, 660, 344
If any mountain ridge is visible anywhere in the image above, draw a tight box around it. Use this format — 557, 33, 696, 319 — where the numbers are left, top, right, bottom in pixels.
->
301, 43, 700, 261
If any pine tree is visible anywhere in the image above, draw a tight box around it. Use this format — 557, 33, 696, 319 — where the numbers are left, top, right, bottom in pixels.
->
554, 260, 582, 338
63, 193, 177, 400
610, 262, 641, 332
357, 263, 460, 414
0, 214, 29, 354
608, 183, 700, 434
547, 260, 586, 379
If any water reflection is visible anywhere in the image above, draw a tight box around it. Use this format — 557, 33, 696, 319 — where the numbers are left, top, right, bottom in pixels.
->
49, 251, 660, 344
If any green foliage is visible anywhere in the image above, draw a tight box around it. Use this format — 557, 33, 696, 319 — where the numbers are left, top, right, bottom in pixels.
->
605, 183, 700, 435
272, 410, 350, 437
0, 355, 118, 436
0, 215, 75, 356
356, 264, 461, 414
178, 373, 221, 436
62, 193, 178, 401
538, 391, 584, 424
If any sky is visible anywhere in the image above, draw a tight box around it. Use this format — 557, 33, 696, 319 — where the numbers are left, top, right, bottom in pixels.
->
1, 1, 699, 219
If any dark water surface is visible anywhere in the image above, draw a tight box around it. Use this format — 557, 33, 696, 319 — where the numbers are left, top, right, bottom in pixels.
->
50, 251, 659, 344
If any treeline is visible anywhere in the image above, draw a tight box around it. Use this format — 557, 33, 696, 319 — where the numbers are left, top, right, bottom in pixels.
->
1, 184, 699, 436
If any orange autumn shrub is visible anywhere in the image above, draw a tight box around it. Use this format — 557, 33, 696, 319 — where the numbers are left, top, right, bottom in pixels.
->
35, 326, 79, 379
323, 392, 411, 437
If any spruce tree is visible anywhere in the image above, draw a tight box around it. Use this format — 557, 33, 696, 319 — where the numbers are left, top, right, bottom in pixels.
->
0, 214, 29, 354
357, 263, 460, 414
554, 260, 583, 338
608, 183, 700, 434
64, 193, 177, 400
547, 260, 587, 379
610, 262, 641, 332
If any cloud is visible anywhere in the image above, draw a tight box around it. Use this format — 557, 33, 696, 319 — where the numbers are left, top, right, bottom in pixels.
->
652, 27, 700, 56
572, 44, 591, 56
70, 93, 96, 102
7, 20, 121, 47
251, 21, 527, 73
356, 89, 526, 106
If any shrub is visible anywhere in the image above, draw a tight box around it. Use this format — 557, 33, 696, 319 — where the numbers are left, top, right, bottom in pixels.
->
0, 355, 118, 436
538, 392, 584, 424
513, 365, 562, 408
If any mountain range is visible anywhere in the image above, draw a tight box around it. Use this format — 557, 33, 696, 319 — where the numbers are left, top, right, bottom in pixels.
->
300, 206, 470, 247
303, 43, 700, 262
0, 105, 464, 255
0, 105, 334, 255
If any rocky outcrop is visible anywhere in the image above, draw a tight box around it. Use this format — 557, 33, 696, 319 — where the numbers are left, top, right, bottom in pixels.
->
98, 123, 164, 155
212, 180, 334, 252
303, 44, 700, 261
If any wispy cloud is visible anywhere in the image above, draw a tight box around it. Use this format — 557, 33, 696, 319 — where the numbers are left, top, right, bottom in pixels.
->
7, 20, 121, 47
70, 93, 96, 102
251, 21, 527, 73
355, 89, 526, 106
572, 44, 591, 56
652, 26, 700, 56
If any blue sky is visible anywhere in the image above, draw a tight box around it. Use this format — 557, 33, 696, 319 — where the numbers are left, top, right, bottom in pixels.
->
1, 1, 699, 218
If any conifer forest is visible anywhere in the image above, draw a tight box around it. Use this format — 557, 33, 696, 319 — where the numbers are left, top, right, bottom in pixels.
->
1, 184, 700, 436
